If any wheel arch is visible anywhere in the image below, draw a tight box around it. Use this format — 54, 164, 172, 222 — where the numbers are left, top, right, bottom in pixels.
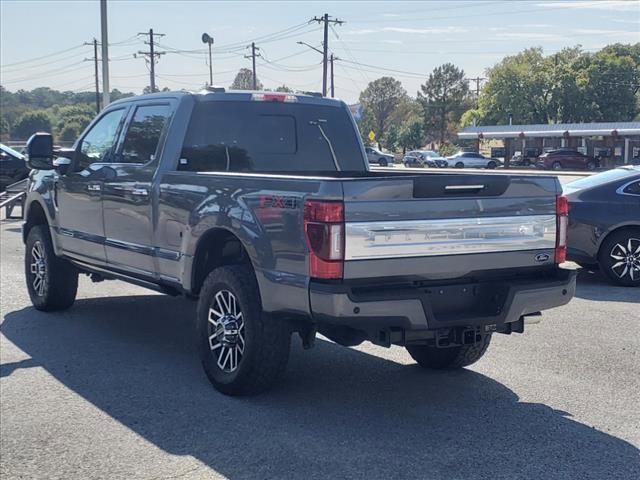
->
596, 223, 640, 258
189, 227, 258, 296
23, 199, 50, 244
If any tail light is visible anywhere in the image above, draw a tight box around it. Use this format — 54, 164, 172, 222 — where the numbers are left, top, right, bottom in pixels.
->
555, 195, 569, 264
304, 199, 344, 279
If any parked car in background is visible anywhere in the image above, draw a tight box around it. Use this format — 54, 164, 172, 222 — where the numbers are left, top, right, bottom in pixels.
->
536, 149, 597, 171
403, 150, 447, 168
446, 151, 501, 169
365, 146, 394, 166
0, 143, 29, 190
564, 166, 640, 286
402, 154, 422, 167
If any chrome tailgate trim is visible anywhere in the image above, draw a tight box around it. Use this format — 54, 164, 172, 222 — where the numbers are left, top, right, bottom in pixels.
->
345, 215, 556, 260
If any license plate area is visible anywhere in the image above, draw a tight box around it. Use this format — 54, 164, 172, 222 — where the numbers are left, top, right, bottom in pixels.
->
425, 282, 509, 323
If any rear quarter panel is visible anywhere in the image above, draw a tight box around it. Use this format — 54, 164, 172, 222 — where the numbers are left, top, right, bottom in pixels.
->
156, 171, 342, 315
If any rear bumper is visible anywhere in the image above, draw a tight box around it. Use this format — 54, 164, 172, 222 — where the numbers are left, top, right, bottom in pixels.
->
309, 268, 576, 333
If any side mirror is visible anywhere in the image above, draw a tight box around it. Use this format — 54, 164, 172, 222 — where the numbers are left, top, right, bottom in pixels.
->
26, 132, 54, 170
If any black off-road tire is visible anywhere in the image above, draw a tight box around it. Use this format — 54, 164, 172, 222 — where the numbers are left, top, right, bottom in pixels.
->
197, 265, 291, 396
598, 228, 640, 287
406, 334, 492, 369
24, 225, 78, 311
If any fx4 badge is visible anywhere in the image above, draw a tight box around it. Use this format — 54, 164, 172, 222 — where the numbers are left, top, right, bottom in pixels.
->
535, 253, 550, 262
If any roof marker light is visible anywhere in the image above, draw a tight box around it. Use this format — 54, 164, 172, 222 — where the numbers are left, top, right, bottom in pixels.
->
251, 93, 297, 103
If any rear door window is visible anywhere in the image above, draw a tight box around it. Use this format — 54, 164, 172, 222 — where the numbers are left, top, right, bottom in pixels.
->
118, 104, 172, 164
179, 100, 364, 172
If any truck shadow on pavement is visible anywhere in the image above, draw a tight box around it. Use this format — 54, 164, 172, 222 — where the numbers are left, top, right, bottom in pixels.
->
2, 295, 639, 480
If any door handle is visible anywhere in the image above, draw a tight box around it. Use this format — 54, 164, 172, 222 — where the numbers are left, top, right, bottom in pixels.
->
87, 183, 102, 192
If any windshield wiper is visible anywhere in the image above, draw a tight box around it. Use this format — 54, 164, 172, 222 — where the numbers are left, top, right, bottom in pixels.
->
310, 119, 341, 171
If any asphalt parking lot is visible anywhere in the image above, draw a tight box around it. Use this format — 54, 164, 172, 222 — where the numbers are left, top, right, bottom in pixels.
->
1, 183, 638, 479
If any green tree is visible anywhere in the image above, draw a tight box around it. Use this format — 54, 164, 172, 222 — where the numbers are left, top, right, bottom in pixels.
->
460, 108, 482, 127
478, 48, 550, 125
0, 116, 10, 141
274, 85, 293, 92
398, 118, 424, 151
418, 63, 470, 144
230, 68, 262, 90
12, 110, 51, 139
359, 77, 407, 146
382, 124, 400, 152
59, 121, 83, 142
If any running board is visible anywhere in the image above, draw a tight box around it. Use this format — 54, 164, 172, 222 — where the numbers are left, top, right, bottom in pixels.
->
68, 259, 182, 296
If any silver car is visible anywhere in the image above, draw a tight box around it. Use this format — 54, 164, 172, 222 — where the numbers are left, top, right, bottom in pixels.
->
365, 147, 394, 166
446, 152, 501, 169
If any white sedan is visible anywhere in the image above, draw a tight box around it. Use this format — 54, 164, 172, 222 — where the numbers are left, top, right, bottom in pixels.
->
446, 152, 501, 169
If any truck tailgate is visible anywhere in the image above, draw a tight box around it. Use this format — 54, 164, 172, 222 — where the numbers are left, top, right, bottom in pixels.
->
341, 173, 560, 280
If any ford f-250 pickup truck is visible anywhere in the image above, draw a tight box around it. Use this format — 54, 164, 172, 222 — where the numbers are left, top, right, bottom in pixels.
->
22, 89, 576, 395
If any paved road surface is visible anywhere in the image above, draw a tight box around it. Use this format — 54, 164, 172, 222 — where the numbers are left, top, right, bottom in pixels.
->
1, 218, 638, 479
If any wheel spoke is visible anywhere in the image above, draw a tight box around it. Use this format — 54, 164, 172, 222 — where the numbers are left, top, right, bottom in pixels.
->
615, 243, 627, 255
611, 261, 625, 269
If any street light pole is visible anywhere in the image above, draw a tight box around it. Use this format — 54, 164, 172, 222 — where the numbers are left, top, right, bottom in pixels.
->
100, 0, 110, 106
202, 33, 214, 86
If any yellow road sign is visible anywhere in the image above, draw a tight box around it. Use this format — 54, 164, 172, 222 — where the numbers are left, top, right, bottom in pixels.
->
368, 131, 376, 141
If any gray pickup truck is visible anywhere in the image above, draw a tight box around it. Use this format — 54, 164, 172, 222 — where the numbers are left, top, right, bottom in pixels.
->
22, 89, 576, 395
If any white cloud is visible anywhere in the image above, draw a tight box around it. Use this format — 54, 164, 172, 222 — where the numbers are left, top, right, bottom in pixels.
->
382, 26, 468, 34
494, 32, 565, 40
382, 39, 404, 45
342, 29, 378, 35
536, 0, 640, 11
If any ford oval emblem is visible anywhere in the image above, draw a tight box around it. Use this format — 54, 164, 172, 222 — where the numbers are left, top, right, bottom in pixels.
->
535, 253, 550, 262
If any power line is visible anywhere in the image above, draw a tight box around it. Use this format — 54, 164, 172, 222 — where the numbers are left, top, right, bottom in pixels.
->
1, 44, 86, 68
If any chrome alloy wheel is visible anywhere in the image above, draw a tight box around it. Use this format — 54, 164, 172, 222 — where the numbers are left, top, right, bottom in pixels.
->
610, 238, 640, 281
208, 290, 245, 373
30, 241, 47, 296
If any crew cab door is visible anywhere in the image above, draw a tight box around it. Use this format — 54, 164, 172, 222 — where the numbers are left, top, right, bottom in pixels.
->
55, 107, 128, 262
102, 101, 174, 276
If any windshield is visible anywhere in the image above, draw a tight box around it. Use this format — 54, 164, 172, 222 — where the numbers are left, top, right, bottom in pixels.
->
179, 100, 365, 173
564, 168, 638, 191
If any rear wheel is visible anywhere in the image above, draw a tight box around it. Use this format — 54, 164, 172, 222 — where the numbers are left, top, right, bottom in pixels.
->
25, 225, 78, 311
197, 265, 291, 395
487, 161, 497, 169
586, 161, 596, 171
552, 161, 562, 171
406, 334, 492, 369
378, 157, 388, 167
598, 229, 640, 287
455, 162, 464, 168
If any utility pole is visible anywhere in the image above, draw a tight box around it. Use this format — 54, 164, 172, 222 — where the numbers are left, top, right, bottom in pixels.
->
330, 53, 335, 98
100, 0, 110, 106
84, 39, 101, 114
136, 29, 165, 92
311, 13, 344, 96
245, 42, 260, 90
466, 77, 485, 104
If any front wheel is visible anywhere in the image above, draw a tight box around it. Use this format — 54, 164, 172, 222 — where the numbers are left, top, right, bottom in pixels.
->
552, 161, 562, 171
406, 334, 492, 369
487, 161, 497, 169
197, 265, 291, 395
586, 161, 596, 171
455, 162, 464, 168
25, 225, 78, 311
378, 158, 388, 167
598, 229, 640, 287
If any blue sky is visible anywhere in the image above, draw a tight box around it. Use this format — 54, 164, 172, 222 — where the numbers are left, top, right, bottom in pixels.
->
1, 0, 639, 103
